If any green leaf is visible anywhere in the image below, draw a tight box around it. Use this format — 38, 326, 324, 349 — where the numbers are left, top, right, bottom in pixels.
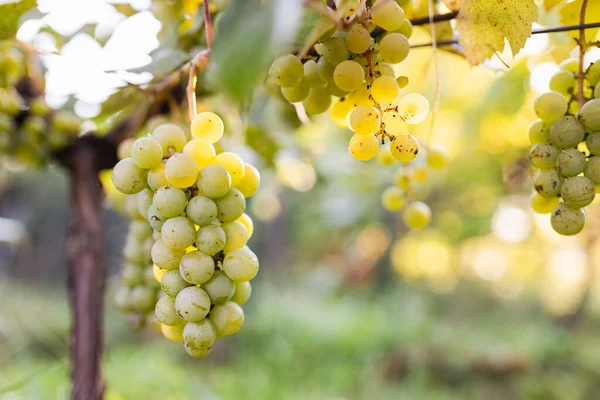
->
208, 0, 303, 102
124, 48, 189, 75
456, 0, 538, 65
0, 0, 37, 40
479, 61, 530, 115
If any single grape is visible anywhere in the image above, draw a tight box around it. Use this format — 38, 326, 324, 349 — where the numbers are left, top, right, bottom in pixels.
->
584, 156, 600, 183
349, 105, 380, 135
183, 319, 217, 351
129, 219, 152, 240
195, 225, 226, 255
222, 246, 259, 282
371, 0, 405, 31
191, 111, 224, 144
147, 164, 169, 191
412, 166, 428, 182
215, 188, 246, 222
529, 142, 559, 169
137, 188, 154, 217
202, 270, 235, 304
381, 186, 405, 212
371, 75, 399, 105
160, 269, 189, 297
197, 164, 232, 198
528, 119, 550, 144
303, 87, 332, 114
397, 94, 429, 124
303, 59, 326, 88
165, 153, 199, 189
152, 123, 187, 154
222, 221, 249, 252
236, 213, 254, 238
588, 62, 600, 86
179, 250, 215, 284
559, 58, 579, 73
183, 139, 216, 169
151, 239, 186, 269
281, 80, 311, 103
549, 71, 575, 95
375, 63, 395, 77
270, 54, 304, 88
155, 296, 184, 325
322, 37, 349, 65
235, 163, 260, 198
316, 57, 336, 82
586, 133, 600, 155
184, 342, 211, 358
112, 158, 147, 194
556, 148, 586, 177
327, 81, 348, 98
534, 91, 567, 122
349, 133, 379, 161
153, 186, 187, 218
347, 82, 373, 107
214, 152, 245, 187
390, 134, 419, 162
379, 33, 410, 64
595, 82, 600, 99
427, 146, 448, 169
550, 203, 585, 235
578, 99, 600, 131
121, 263, 143, 287
549, 115, 585, 149
161, 217, 196, 250
534, 169, 562, 197
394, 19, 413, 38
531, 193, 560, 214
376, 143, 396, 165
209, 301, 245, 336
231, 281, 252, 305
403, 201, 431, 229
333, 60, 365, 92
175, 286, 211, 322
346, 25, 371, 54
161, 323, 185, 342
186, 195, 217, 226
561, 176, 595, 208
130, 136, 163, 169
129, 286, 156, 311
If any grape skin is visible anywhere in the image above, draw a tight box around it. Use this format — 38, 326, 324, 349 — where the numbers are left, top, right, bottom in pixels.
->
223, 246, 259, 282
381, 186, 405, 212
534, 91, 567, 122
183, 319, 217, 352
549, 116, 585, 149
371, 1, 405, 31
161, 217, 196, 250
403, 201, 431, 229
152, 123, 187, 154
528, 119, 550, 144
346, 25, 371, 54
195, 225, 227, 255
209, 301, 245, 336
333, 60, 365, 92
235, 163, 260, 198
349, 133, 379, 161
397, 94, 429, 124
222, 221, 249, 252
390, 134, 419, 162
371, 75, 399, 105
151, 239, 186, 270
560, 176, 595, 208
529, 142, 559, 169
551, 203, 585, 236
202, 270, 235, 304
190, 111, 224, 144
215, 188, 246, 222
153, 186, 187, 218
270, 54, 303, 88
186, 195, 217, 226
160, 269, 189, 297
164, 153, 199, 189
534, 169, 562, 197
214, 152, 245, 187
179, 250, 215, 285
175, 286, 211, 322
112, 158, 147, 195
131, 136, 164, 169
155, 296, 184, 326
197, 164, 232, 198
349, 105, 380, 135
531, 193, 560, 214
556, 149, 586, 177
231, 281, 252, 305
303, 87, 332, 114
578, 99, 600, 131
379, 33, 410, 64
584, 156, 600, 184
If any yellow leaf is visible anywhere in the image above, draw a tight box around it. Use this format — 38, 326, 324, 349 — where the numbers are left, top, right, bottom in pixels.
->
442, 0, 460, 11
456, 0, 538, 65
544, 0, 565, 11
559, 0, 600, 39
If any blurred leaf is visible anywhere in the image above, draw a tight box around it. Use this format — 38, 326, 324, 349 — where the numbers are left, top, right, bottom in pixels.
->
442, 0, 460, 11
479, 61, 530, 115
544, 0, 565, 11
100, 85, 146, 115
560, 0, 600, 39
125, 47, 189, 75
296, 7, 325, 45
0, 0, 36, 40
245, 124, 279, 166
456, 0, 538, 65
208, 0, 303, 101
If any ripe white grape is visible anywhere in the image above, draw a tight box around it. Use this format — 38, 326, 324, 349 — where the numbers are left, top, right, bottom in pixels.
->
333, 60, 365, 92
346, 25, 371, 54
160, 269, 189, 297
303, 60, 326, 88
151, 239, 186, 269
147, 164, 169, 191
153, 186, 187, 218
161, 216, 196, 250
161, 323, 185, 342
349, 133, 379, 161
529, 142, 559, 169
534, 169, 562, 197
549, 70, 575, 95
403, 201, 431, 229
316, 57, 335, 82
223, 246, 259, 282
586, 133, 600, 155
349, 105, 380, 135
231, 281, 252, 305
179, 250, 215, 284
549, 116, 585, 149
534, 91, 567, 122
214, 152, 245, 186
184, 341, 211, 358
322, 37, 349, 65
270, 54, 304, 88
281, 80, 311, 103
551, 203, 585, 235
556, 148, 586, 177
175, 286, 211, 322
165, 153, 199, 188
371, 0, 405, 31
578, 99, 600, 131
129, 219, 152, 240
376, 143, 396, 165
375, 63, 395, 78
390, 134, 419, 162
235, 163, 260, 198
209, 301, 245, 336
303, 87, 332, 114
130, 136, 163, 169
129, 286, 156, 310
427, 147, 448, 169
560, 58, 579, 73
371, 75, 399, 105
190, 111, 224, 144
112, 158, 147, 194
528, 119, 550, 144
584, 156, 600, 183
215, 188, 246, 222
222, 221, 249, 252
155, 296, 184, 325
381, 186, 405, 212
186, 195, 217, 226
379, 33, 410, 64
397, 93, 429, 124
136, 188, 154, 217
588, 62, 600, 86
531, 193, 560, 214
195, 225, 226, 255
237, 214, 254, 238
183, 319, 217, 352
152, 123, 187, 154
197, 164, 232, 198
561, 176, 595, 208
183, 139, 216, 169
394, 18, 413, 38
121, 263, 143, 287
202, 270, 235, 304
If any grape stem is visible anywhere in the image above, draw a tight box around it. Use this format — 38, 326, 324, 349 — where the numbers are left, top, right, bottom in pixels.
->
187, 50, 210, 122
204, 0, 213, 49
577, 0, 588, 107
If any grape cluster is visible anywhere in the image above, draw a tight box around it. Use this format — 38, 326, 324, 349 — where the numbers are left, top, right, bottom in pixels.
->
0, 43, 82, 166
529, 59, 600, 235
111, 112, 260, 357
268, 1, 430, 163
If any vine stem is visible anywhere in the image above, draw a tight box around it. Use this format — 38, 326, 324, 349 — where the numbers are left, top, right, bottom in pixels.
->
577, 0, 588, 107
187, 0, 213, 122
204, 0, 213, 49
425, 0, 440, 146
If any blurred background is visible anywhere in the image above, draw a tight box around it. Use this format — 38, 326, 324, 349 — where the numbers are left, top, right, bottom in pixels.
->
2, 0, 600, 399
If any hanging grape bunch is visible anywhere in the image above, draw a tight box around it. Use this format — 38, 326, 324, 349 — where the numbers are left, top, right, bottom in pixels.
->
529, 59, 600, 235
268, 0, 446, 230
111, 112, 260, 357
0, 43, 82, 166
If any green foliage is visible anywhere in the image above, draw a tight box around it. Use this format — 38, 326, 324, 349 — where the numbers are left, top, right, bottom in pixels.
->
0, 0, 37, 40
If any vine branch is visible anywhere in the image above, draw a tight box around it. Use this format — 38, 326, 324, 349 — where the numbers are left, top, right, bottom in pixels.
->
577, 0, 589, 107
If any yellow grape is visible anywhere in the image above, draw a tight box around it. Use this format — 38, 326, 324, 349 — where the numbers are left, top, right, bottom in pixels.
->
333, 60, 365, 92
165, 153, 199, 188
427, 146, 448, 169
397, 93, 429, 124
222, 221, 249, 252
153, 264, 166, 283
412, 166, 428, 182
161, 323, 184, 342
335, 0, 360, 17
396, 76, 409, 89
270, 54, 304, 88
215, 152, 246, 186
395, 169, 410, 189
183, 139, 216, 169
235, 163, 260, 198
118, 138, 134, 160
152, 123, 187, 154
382, 110, 406, 134
559, 58, 578, 73
349, 133, 379, 161
281, 80, 311, 103
349, 105, 380, 135
371, 0, 405, 31
375, 63, 395, 77
147, 164, 169, 191
237, 213, 254, 238
376, 143, 396, 165
390, 134, 419, 162
191, 111, 224, 144
371, 75, 399, 105
326, 81, 348, 98
346, 25, 372, 54
347, 83, 373, 107
330, 98, 354, 128
403, 201, 431, 229
304, 60, 327, 88
379, 33, 410, 64
381, 186, 405, 212
303, 87, 332, 114
531, 193, 560, 214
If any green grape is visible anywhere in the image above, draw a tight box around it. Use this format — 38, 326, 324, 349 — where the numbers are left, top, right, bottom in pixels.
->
52, 110, 82, 133
223, 246, 259, 282
143, 266, 159, 287
551, 203, 585, 235
303, 60, 327, 88
374, 63, 395, 77
130, 219, 152, 240
197, 164, 232, 198
531, 193, 560, 214
121, 263, 143, 287
183, 319, 217, 351
151, 239, 186, 269
588, 62, 600, 86
556, 149, 586, 177
402, 201, 431, 229
586, 133, 600, 155
427, 146, 448, 169
175, 286, 211, 322
270, 54, 304, 88
202, 270, 235, 304
214, 153, 245, 188
184, 342, 211, 358
381, 186, 405, 212
578, 99, 600, 131
186, 195, 217, 226
371, 75, 399, 105
560, 58, 579, 73
237, 214, 254, 238
130, 286, 156, 311
165, 153, 199, 189
161, 269, 189, 297
549, 71, 575, 95
137, 188, 154, 217
534, 91, 568, 122
124, 195, 144, 219
115, 286, 132, 311
152, 123, 187, 154
584, 156, 600, 183
153, 186, 187, 218
118, 138, 135, 160
349, 133, 379, 161
379, 33, 410, 64
161, 217, 196, 250
371, 0, 405, 31
112, 158, 147, 194
161, 323, 185, 342
183, 139, 216, 169
333, 60, 365, 92
529, 142, 559, 169
235, 163, 260, 198
209, 301, 245, 336
316, 57, 336, 82
195, 225, 226, 255
191, 111, 224, 144
390, 133, 419, 162
534, 168, 562, 197
179, 250, 215, 284
376, 143, 396, 165
215, 188, 246, 222
231, 281, 251, 305
303, 87, 332, 114
595, 82, 600, 99
561, 176, 595, 208
147, 164, 169, 191
147, 204, 166, 231
346, 25, 372, 54
349, 105, 379, 135
327, 81, 349, 98
397, 93, 429, 124
528, 119, 550, 144
322, 37, 349, 65
281, 79, 311, 103
549, 115, 585, 149
130, 136, 163, 169
394, 19, 413, 38
155, 295, 184, 325
222, 221, 249, 252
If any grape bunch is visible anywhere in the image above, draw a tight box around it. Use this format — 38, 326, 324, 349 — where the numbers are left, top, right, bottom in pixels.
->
529, 59, 600, 235
268, 0, 430, 163
0, 43, 82, 166
111, 112, 260, 357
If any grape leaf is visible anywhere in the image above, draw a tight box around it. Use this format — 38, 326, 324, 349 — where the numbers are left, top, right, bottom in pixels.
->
0, 0, 37, 40
456, 0, 538, 65
124, 48, 189, 75
559, 0, 600, 39
543, 0, 565, 11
